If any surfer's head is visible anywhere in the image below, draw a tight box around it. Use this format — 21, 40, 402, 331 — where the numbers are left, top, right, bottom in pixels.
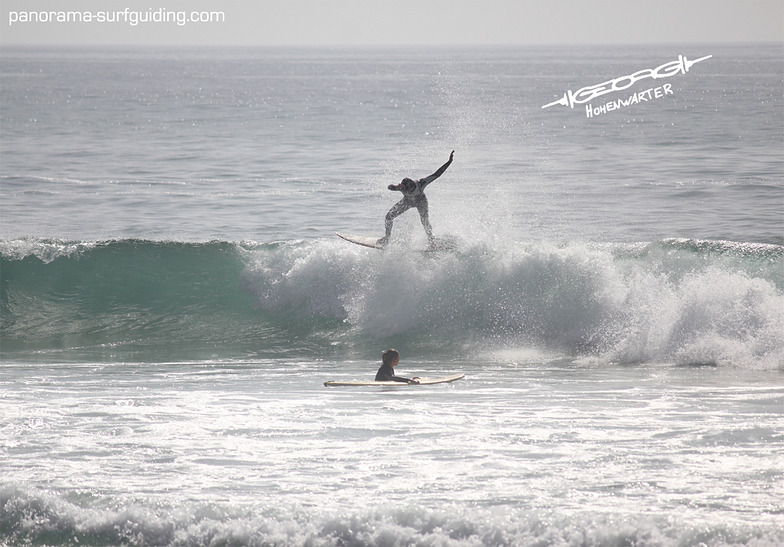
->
382, 349, 400, 367
400, 178, 416, 192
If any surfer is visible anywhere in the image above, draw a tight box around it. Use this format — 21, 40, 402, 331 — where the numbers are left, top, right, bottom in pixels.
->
377, 151, 454, 247
375, 349, 420, 384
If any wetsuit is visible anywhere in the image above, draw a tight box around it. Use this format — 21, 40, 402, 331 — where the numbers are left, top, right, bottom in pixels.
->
381, 153, 453, 243
375, 363, 412, 383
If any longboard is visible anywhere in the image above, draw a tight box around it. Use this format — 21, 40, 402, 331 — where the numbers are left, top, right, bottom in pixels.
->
324, 373, 465, 387
336, 233, 384, 250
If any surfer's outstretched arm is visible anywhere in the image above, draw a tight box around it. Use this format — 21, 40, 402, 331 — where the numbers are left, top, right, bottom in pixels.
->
419, 150, 454, 186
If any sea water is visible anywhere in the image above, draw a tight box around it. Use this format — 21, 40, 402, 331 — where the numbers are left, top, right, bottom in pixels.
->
1, 44, 783, 545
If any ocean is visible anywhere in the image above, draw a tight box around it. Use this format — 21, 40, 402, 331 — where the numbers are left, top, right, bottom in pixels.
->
1, 43, 782, 546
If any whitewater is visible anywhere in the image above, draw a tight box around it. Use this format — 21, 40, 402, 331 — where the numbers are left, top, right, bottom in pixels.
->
1, 44, 783, 545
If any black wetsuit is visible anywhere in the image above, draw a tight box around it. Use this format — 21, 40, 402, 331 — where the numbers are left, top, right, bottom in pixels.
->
375, 363, 412, 383
383, 154, 453, 242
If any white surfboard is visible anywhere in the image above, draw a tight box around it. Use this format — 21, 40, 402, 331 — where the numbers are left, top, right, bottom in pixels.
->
336, 233, 384, 250
336, 233, 461, 253
324, 373, 465, 387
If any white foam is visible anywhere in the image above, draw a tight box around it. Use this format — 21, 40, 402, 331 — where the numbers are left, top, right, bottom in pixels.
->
240, 238, 784, 369
2, 486, 782, 546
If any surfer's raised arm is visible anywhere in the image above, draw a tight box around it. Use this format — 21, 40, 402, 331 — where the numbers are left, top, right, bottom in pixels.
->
419, 150, 454, 186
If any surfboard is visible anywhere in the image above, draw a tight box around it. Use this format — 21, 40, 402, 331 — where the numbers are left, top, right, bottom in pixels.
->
336, 233, 384, 250
324, 373, 465, 387
336, 233, 461, 253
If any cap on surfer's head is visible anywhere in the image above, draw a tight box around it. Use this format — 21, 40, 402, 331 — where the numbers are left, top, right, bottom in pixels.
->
382, 349, 400, 366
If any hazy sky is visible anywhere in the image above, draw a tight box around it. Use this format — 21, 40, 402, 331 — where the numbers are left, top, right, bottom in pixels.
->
1, 0, 782, 46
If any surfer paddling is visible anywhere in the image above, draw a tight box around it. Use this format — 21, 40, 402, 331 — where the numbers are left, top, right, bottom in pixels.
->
375, 349, 420, 384
377, 151, 454, 247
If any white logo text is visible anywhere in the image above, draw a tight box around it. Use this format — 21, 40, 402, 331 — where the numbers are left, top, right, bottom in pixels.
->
543, 54, 711, 111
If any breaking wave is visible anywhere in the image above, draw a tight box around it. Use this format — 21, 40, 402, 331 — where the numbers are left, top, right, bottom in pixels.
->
1, 237, 782, 368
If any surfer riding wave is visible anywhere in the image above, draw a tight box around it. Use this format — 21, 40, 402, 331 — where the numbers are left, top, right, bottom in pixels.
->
377, 151, 454, 247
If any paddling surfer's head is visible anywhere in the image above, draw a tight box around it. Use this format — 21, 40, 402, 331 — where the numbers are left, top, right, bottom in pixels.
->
382, 349, 400, 368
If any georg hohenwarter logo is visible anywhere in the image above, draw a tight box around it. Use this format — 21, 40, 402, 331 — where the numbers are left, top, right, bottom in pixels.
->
543, 54, 712, 118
